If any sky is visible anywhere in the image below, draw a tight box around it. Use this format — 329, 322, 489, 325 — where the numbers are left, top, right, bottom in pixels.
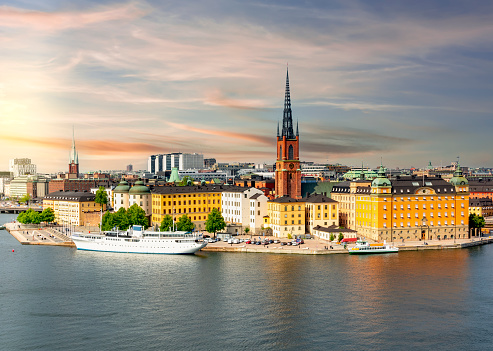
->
1, 0, 493, 173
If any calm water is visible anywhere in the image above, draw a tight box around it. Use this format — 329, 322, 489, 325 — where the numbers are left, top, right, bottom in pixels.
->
1, 213, 493, 350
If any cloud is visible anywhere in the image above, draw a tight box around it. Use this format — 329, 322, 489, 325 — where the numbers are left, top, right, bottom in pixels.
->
167, 122, 272, 145
0, 135, 162, 155
0, 3, 147, 31
204, 89, 271, 110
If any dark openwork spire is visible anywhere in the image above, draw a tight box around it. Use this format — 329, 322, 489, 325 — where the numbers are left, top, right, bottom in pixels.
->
277, 121, 280, 137
280, 67, 295, 140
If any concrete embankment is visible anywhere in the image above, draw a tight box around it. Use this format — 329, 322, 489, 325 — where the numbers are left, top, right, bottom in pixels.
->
4, 222, 76, 247
202, 237, 493, 255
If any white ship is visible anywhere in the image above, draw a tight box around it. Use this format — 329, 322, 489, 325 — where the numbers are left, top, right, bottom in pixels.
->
347, 240, 399, 255
72, 225, 207, 255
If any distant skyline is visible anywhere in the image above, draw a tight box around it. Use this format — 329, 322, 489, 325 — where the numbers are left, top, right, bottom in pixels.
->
1, 0, 493, 173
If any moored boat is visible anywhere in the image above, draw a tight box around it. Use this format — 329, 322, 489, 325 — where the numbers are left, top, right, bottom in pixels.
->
72, 225, 207, 254
347, 240, 398, 255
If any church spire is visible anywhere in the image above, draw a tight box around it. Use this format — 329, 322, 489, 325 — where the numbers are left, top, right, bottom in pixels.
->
280, 67, 295, 139
71, 126, 77, 163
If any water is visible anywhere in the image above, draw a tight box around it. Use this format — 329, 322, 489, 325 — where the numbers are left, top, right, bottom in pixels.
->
1, 213, 493, 350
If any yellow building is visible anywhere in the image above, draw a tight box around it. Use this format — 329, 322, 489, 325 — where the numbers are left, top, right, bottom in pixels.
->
43, 190, 106, 226
304, 194, 339, 234
469, 197, 493, 218
330, 177, 371, 230
332, 165, 470, 242
265, 196, 305, 238
151, 185, 223, 231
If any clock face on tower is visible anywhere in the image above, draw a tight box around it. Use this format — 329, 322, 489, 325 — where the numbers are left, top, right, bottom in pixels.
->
289, 163, 295, 169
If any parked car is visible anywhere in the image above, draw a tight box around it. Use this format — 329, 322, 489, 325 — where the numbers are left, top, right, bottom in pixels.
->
280, 242, 286, 246
246, 240, 251, 244
287, 242, 292, 246
255, 241, 261, 245
274, 240, 280, 244
233, 238, 239, 244
291, 241, 299, 246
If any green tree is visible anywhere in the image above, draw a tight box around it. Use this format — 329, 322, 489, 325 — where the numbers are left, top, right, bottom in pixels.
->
176, 214, 195, 232
101, 212, 116, 231
114, 207, 130, 230
160, 214, 174, 231
329, 233, 335, 242
205, 208, 226, 239
20, 194, 31, 205
95, 186, 108, 231
39, 208, 55, 223
17, 208, 40, 224
244, 226, 250, 238
178, 176, 194, 186
469, 213, 486, 229
338, 233, 344, 242
127, 203, 148, 228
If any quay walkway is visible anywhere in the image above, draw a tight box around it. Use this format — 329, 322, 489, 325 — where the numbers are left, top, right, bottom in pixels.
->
3, 222, 492, 254
4, 222, 75, 247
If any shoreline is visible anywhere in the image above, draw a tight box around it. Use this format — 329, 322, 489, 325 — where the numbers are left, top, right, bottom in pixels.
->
4, 222, 491, 254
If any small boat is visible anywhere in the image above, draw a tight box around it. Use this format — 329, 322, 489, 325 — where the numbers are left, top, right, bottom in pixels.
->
348, 240, 398, 255
71, 225, 207, 255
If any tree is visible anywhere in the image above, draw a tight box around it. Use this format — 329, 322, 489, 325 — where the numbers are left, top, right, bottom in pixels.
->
205, 208, 226, 239
95, 186, 108, 232
17, 208, 40, 224
114, 207, 130, 230
101, 211, 116, 231
244, 226, 250, 238
338, 233, 344, 242
178, 176, 194, 186
20, 194, 31, 205
160, 214, 174, 231
39, 208, 55, 223
329, 233, 335, 242
469, 213, 486, 229
127, 203, 148, 229
176, 214, 195, 232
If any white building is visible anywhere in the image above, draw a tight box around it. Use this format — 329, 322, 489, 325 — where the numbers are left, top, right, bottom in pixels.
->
248, 193, 269, 234
178, 170, 228, 182
148, 153, 204, 173
221, 186, 264, 231
9, 158, 36, 178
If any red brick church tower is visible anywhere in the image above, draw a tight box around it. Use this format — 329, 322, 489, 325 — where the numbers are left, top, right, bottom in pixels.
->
275, 68, 301, 199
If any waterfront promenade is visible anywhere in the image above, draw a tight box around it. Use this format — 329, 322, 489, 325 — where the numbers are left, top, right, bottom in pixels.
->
4, 222, 491, 253
4, 222, 75, 247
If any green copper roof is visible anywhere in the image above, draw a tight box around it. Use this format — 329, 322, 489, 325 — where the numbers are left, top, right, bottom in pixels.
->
371, 165, 391, 187
450, 164, 468, 186
114, 180, 130, 193
129, 180, 150, 194
168, 167, 181, 183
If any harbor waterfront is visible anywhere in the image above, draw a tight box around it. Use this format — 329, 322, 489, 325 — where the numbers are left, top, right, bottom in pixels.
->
5, 221, 492, 255
2, 213, 493, 350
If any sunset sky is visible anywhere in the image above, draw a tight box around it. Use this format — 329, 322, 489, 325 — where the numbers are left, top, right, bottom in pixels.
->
1, 0, 492, 173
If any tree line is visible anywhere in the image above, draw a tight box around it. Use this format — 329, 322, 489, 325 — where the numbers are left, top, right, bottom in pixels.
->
17, 208, 55, 224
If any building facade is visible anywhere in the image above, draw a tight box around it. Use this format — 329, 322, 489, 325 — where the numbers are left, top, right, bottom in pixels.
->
469, 197, 493, 218
304, 194, 339, 234
275, 69, 301, 199
9, 158, 36, 178
150, 185, 224, 230
333, 165, 470, 242
266, 196, 306, 238
43, 190, 106, 226
148, 153, 204, 173
220, 186, 265, 232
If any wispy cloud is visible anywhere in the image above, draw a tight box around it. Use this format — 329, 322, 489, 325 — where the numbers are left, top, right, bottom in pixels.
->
0, 3, 147, 31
